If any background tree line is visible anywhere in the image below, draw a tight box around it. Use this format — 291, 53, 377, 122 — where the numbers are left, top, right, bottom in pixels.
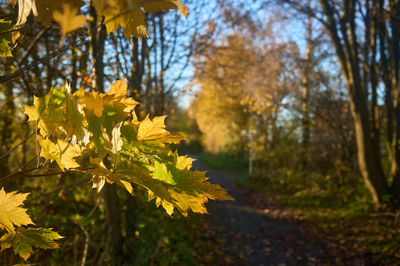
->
191, 0, 400, 207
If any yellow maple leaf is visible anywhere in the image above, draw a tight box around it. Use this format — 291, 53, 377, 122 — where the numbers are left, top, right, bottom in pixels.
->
53, 3, 86, 41
38, 137, 80, 170
141, 0, 188, 17
106, 78, 129, 99
137, 115, 167, 140
137, 115, 184, 143
104, 79, 139, 112
93, 0, 187, 38
23, 96, 40, 121
174, 153, 196, 170
0, 188, 34, 232
75, 79, 138, 117
75, 89, 104, 117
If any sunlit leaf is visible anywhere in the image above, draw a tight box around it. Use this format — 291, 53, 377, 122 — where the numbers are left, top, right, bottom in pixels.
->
0, 188, 33, 232
37, 136, 80, 170
93, 0, 187, 38
53, 3, 86, 41
137, 115, 184, 143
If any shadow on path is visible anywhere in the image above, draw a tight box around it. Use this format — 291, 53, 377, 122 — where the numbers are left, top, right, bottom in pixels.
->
192, 155, 336, 266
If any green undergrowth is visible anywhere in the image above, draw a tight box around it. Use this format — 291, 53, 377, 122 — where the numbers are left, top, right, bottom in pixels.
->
125, 189, 216, 266
236, 173, 400, 264
18, 174, 215, 265
199, 153, 247, 171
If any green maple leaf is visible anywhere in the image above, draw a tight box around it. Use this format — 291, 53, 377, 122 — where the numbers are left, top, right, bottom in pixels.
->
0, 188, 33, 232
115, 155, 233, 216
0, 227, 62, 261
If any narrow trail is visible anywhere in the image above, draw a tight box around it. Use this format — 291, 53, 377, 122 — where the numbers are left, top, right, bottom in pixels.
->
192, 157, 350, 266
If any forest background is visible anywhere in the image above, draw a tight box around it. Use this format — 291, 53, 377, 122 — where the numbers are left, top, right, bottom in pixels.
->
1, 0, 400, 264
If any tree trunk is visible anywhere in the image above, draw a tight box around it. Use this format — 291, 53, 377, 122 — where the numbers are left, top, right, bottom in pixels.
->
319, 0, 389, 205
89, 3, 123, 263
103, 183, 123, 265
128, 37, 143, 101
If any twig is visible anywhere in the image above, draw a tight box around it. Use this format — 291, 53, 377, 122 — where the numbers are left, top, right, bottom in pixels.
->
0, 167, 37, 183
21, 171, 64, 177
0, 132, 35, 160
17, 25, 50, 65
18, 156, 37, 172
0, 167, 92, 183
79, 224, 89, 266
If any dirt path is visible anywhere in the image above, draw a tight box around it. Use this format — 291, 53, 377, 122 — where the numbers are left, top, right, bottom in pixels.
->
192, 156, 354, 266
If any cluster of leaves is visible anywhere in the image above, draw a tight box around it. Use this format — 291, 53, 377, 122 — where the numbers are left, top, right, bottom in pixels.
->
24, 79, 231, 217
0, 188, 62, 260
0, 0, 189, 55
0, 0, 232, 262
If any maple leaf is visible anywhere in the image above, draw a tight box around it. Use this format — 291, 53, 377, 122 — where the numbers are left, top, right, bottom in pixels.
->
75, 79, 138, 118
137, 115, 184, 143
75, 90, 104, 117
114, 155, 232, 216
35, 0, 85, 26
88, 157, 134, 194
0, 227, 62, 261
64, 90, 85, 139
0, 188, 33, 232
104, 79, 139, 113
141, 0, 188, 17
88, 158, 110, 193
123, 8, 149, 38
149, 155, 233, 216
153, 161, 177, 185
23, 96, 41, 122
37, 137, 80, 170
93, 0, 187, 38
53, 3, 86, 41
174, 152, 196, 170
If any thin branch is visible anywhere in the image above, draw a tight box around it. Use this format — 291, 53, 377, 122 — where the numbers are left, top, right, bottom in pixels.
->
17, 25, 50, 65
0, 167, 93, 183
0, 132, 35, 160
79, 224, 89, 266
